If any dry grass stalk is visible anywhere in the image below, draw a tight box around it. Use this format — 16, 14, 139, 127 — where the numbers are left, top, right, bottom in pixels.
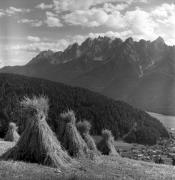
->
98, 129, 119, 156
1, 96, 73, 168
60, 110, 89, 158
4, 122, 20, 142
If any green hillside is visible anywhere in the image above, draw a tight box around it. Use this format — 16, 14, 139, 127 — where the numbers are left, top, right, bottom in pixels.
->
0, 73, 169, 145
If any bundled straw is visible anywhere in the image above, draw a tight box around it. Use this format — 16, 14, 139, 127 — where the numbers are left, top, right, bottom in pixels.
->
4, 122, 20, 142
77, 120, 98, 152
1, 96, 73, 168
60, 110, 89, 158
98, 129, 119, 156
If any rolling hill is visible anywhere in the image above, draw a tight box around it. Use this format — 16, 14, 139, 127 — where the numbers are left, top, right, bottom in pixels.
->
0, 73, 169, 145
1, 36, 175, 115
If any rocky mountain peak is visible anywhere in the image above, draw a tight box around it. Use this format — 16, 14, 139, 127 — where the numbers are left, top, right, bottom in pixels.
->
65, 42, 79, 51
152, 36, 165, 49
26, 36, 170, 74
81, 38, 93, 49
27, 50, 54, 65
37, 50, 54, 58
125, 37, 134, 45
154, 36, 165, 44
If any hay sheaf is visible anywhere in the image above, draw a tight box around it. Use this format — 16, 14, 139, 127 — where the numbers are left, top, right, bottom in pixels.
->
60, 110, 91, 158
21, 96, 49, 115
98, 129, 119, 156
4, 122, 20, 142
77, 120, 99, 153
1, 96, 73, 169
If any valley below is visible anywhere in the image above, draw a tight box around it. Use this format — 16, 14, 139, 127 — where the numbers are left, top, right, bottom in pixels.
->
113, 113, 175, 166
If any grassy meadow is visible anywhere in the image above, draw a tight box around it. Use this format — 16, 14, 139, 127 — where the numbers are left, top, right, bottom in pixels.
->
0, 139, 175, 180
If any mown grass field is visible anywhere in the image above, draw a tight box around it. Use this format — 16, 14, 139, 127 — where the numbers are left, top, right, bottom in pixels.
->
0, 140, 175, 180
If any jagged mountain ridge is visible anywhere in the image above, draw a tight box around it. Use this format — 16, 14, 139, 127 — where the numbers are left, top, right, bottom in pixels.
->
1, 36, 175, 114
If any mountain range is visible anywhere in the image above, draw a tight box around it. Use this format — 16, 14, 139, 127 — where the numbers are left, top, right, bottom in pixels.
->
1, 36, 175, 115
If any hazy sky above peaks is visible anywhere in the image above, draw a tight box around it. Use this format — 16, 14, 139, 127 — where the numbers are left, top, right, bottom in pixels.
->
0, 0, 175, 67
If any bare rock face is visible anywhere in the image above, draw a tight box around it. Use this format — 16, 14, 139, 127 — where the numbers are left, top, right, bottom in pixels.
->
28, 50, 55, 65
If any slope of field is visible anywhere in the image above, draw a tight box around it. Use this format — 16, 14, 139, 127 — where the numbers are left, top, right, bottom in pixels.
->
148, 112, 175, 129
0, 140, 175, 180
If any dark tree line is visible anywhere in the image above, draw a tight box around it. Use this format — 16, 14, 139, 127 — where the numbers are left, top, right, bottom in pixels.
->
0, 73, 169, 145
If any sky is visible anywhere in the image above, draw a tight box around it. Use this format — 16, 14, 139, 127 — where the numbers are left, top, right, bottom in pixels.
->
0, 0, 175, 67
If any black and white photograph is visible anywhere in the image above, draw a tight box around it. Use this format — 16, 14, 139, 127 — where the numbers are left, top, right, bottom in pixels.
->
0, 0, 175, 179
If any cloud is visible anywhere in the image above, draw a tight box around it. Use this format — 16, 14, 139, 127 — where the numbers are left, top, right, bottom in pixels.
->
1, 51, 36, 67
4, 35, 87, 55
5, 6, 30, 16
12, 0, 146, 29
63, 8, 109, 27
62, 3, 175, 45
103, 3, 129, 12
53, 0, 94, 12
17, 12, 63, 28
0, 10, 5, 17
27, 36, 41, 42
0, 6, 31, 20
124, 8, 157, 40
8, 40, 69, 53
63, 4, 155, 32
0, 43, 36, 67
36, 3, 53, 10
45, 11, 63, 27
63, 5, 128, 29
53, 0, 147, 12
151, 3, 175, 18
150, 3, 175, 45
18, 19, 43, 27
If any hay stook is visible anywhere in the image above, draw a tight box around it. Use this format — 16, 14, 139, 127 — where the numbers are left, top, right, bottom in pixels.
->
98, 129, 119, 156
1, 96, 73, 169
4, 122, 20, 142
60, 110, 90, 158
77, 120, 99, 153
